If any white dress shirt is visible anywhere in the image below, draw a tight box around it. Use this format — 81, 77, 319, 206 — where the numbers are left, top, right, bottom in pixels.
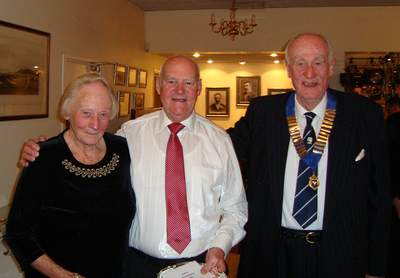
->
281, 93, 329, 230
117, 110, 248, 258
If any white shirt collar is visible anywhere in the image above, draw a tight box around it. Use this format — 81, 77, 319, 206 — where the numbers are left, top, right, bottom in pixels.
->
295, 93, 327, 121
157, 109, 196, 133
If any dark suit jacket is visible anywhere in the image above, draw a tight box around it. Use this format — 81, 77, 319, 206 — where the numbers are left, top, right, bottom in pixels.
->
228, 89, 391, 278
386, 112, 400, 199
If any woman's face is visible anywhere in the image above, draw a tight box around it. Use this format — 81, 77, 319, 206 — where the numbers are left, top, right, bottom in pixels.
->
67, 81, 112, 146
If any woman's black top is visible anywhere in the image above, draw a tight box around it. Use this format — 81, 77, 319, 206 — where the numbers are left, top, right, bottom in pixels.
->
6, 132, 135, 278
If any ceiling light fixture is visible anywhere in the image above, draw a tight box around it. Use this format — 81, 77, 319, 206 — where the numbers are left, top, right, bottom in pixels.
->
193, 52, 200, 58
239, 61, 246, 65
270, 53, 278, 57
207, 59, 214, 64
273, 60, 280, 64
209, 0, 257, 41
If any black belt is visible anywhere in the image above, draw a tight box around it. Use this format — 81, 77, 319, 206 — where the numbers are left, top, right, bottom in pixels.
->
128, 247, 206, 265
281, 227, 322, 244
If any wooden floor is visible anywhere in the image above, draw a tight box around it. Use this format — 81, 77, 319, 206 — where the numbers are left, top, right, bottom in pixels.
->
226, 253, 240, 278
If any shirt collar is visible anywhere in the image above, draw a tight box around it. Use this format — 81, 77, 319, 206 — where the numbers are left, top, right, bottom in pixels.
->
295, 92, 327, 121
157, 108, 196, 133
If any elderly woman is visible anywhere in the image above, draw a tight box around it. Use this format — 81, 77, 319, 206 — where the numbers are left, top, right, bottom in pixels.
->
6, 73, 135, 278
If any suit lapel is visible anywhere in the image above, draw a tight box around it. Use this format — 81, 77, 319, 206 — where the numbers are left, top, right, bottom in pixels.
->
269, 94, 291, 223
323, 90, 353, 230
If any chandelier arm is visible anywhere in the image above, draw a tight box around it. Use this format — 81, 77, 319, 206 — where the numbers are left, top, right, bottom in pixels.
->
208, 0, 257, 40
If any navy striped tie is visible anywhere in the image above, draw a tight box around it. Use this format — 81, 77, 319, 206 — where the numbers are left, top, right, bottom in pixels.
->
292, 112, 318, 228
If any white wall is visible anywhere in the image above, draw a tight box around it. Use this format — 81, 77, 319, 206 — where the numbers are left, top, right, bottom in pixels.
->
0, 0, 164, 207
145, 6, 400, 53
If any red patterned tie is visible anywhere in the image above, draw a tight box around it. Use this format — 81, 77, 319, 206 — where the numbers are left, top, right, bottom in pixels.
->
165, 122, 191, 253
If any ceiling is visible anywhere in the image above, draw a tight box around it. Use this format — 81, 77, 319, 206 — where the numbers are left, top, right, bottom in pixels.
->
128, 0, 400, 11
158, 51, 286, 65
128, 0, 400, 64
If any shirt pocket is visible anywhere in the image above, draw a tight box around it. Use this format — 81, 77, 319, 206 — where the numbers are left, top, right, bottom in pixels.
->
190, 166, 224, 211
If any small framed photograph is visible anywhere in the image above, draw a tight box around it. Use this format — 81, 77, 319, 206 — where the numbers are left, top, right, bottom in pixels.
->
236, 76, 261, 106
114, 64, 127, 86
0, 20, 50, 121
128, 67, 137, 87
118, 91, 130, 117
135, 92, 145, 110
206, 87, 229, 117
139, 69, 147, 88
268, 88, 293, 95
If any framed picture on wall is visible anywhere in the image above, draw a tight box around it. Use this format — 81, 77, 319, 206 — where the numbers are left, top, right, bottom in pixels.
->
139, 69, 147, 88
0, 20, 50, 121
135, 92, 145, 110
268, 88, 293, 95
118, 91, 130, 117
236, 76, 261, 107
128, 66, 137, 87
114, 64, 127, 86
206, 87, 230, 117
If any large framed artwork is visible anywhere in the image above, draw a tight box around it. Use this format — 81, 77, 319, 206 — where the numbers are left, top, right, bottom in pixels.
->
114, 64, 127, 86
0, 20, 50, 121
206, 87, 229, 117
268, 88, 293, 95
118, 90, 130, 118
236, 76, 261, 106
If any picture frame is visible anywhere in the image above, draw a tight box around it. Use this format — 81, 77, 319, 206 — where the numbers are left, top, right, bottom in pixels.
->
118, 90, 130, 117
206, 87, 230, 117
139, 69, 147, 88
114, 64, 127, 86
128, 66, 137, 87
236, 76, 261, 106
0, 20, 50, 121
268, 88, 293, 95
135, 92, 145, 110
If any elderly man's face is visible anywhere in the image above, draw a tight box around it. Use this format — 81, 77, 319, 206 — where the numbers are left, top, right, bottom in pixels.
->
286, 34, 335, 110
157, 57, 201, 123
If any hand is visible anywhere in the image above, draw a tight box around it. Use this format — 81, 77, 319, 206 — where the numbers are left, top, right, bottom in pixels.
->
18, 136, 47, 167
393, 197, 400, 219
200, 247, 226, 276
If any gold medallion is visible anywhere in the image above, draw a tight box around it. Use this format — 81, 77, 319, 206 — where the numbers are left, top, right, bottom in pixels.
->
308, 174, 319, 190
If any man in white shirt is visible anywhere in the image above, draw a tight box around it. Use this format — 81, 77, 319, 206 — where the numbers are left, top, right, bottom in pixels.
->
19, 56, 247, 278
119, 56, 247, 277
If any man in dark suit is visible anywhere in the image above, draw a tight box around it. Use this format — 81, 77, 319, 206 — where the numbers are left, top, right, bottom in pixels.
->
385, 96, 400, 278
229, 33, 391, 278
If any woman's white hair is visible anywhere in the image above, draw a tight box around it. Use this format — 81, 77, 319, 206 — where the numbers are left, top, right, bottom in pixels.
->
59, 73, 118, 121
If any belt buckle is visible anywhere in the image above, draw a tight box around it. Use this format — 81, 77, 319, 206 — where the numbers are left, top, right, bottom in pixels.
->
305, 232, 316, 244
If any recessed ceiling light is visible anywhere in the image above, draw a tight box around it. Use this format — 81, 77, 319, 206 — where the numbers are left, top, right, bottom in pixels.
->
239, 61, 246, 65
273, 60, 280, 64
33, 65, 39, 69
207, 59, 213, 64
270, 52, 278, 57
193, 52, 200, 58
